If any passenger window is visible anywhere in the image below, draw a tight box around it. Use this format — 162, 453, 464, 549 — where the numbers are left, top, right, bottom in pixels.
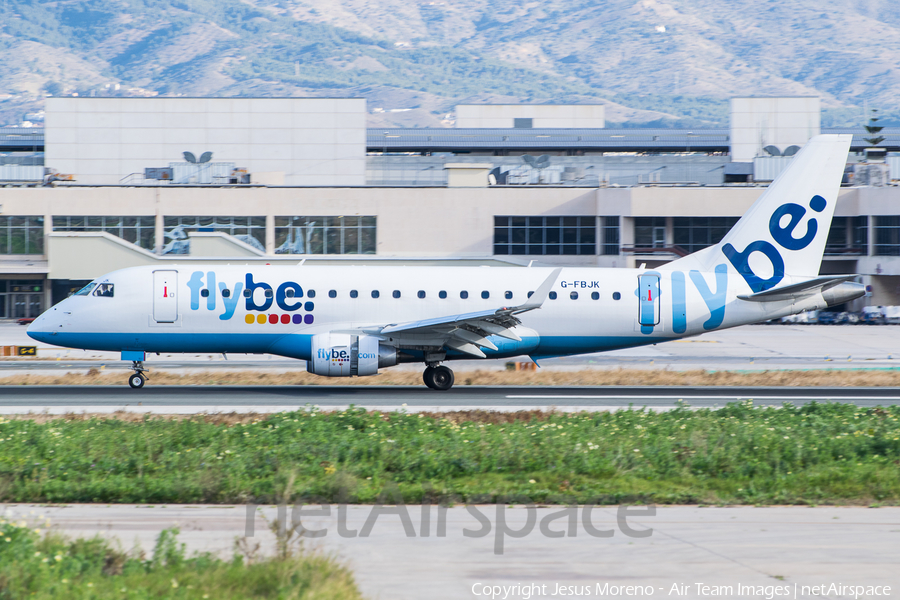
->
264, 289, 273, 298
549, 291, 557, 300
591, 291, 599, 300
460, 291, 468, 299
350, 290, 358, 298
570, 291, 578, 300
93, 283, 114, 298
417, 290, 426, 299
481, 291, 490, 299
505, 291, 513, 300
243, 289, 251, 298
371, 290, 380, 299
222, 289, 231, 298
612, 292, 621, 300
74, 283, 96, 296
201, 289, 209, 297
285, 289, 295, 298
307, 290, 316, 298
393, 290, 401, 299
439, 291, 447, 299
328, 290, 337, 298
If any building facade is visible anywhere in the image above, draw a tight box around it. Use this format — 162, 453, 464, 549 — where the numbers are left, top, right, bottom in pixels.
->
3, 97, 900, 320
44, 97, 366, 186
3, 184, 900, 319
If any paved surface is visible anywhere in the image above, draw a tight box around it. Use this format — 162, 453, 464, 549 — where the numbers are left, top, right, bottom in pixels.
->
9, 504, 899, 600
0, 385, 898, 414
3, 323, 900, 375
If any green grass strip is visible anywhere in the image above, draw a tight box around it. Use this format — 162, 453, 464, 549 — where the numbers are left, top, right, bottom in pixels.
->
0, 401, 899, 506
0, 520, 363, 599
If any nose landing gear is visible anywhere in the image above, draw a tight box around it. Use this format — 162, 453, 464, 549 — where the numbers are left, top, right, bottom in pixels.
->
423, 364, 454, 391
128, 361, 147, 389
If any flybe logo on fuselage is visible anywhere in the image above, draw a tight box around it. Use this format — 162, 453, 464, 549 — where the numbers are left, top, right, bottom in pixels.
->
723, 195, 826, 293
186, 272, 314, 322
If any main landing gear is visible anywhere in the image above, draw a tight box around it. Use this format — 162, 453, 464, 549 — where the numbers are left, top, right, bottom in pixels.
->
423, 364, 454, 391
128, 361, 147, 389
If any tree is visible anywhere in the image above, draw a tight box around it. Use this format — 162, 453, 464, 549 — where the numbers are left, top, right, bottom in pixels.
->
864, 108, 885, 146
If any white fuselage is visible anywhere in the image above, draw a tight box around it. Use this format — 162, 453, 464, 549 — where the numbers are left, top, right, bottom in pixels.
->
27, 264, 832, 363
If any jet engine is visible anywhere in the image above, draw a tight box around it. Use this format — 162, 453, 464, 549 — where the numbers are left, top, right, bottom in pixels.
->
308, 333, 397, 377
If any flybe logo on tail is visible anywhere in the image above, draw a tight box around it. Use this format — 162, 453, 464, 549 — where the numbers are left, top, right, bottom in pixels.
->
186, 272, 314, 322
723, 195, 826, 293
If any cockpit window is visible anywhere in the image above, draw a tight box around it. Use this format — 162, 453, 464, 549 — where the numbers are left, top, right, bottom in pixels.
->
93, 283, 114, 297
74, 283, 96, 296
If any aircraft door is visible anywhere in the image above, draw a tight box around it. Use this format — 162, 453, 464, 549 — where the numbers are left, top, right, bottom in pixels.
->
153, 270, 178, 323
638, 273, 660, 326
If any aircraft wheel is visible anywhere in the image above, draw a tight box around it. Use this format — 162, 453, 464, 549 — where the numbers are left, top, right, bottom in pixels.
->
430, 366, 454, 391
423, 366, 437, 389
128, 373, 145, 389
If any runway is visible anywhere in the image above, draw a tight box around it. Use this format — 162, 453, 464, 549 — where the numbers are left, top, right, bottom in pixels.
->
14, 504, 900, 600
1, 385, 898, 414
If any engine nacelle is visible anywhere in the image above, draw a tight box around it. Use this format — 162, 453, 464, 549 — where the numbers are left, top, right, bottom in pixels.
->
307, 333, 397, 377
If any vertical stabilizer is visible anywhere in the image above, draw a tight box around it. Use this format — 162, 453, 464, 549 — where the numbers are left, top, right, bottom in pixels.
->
667, 134, 852, 291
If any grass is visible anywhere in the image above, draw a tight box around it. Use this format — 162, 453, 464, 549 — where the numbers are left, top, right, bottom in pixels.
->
0, 403, 897, 506
0, 517, 364, 599
5, 367, 900, 386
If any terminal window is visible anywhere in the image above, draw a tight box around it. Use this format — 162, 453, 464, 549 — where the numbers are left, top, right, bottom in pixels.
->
672, 217, 739, 254
0, 216, 43, 255
601, 216, 620, 255
874, 216, 900, 256
493, 216, 596, 255
53, 216, 155, 251
163, 216, 265, 254
274, 216, 376, 255
825, 217, 850, 255
634, 217, 667, 248
853, 216, 869, 253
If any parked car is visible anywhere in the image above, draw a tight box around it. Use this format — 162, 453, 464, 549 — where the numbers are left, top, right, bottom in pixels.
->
16, 317, 35, 326
816, 312, 837, 325
860, 307, 886, 325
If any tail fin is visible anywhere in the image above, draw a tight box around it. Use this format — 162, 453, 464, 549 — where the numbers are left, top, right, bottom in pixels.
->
667, 134, 852, 292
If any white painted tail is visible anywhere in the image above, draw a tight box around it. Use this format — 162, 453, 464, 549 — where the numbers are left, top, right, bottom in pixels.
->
667, 134, 852, 293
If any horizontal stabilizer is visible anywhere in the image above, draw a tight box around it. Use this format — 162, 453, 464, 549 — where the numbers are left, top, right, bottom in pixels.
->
738, 275, 856, 302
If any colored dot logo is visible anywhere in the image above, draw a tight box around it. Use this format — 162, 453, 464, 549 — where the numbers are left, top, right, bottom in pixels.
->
245, 313, 314, 325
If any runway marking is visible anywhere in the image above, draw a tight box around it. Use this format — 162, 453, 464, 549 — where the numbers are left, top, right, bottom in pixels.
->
506, 394, 900, 400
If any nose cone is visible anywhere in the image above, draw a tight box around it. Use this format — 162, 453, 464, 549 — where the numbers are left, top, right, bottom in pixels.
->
27, 311, 55, 344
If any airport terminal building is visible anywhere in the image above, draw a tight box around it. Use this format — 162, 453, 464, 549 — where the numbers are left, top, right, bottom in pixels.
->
1, 96, 900, 319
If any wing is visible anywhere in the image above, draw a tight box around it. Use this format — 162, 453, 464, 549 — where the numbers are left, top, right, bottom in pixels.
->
336, 268, 561, 358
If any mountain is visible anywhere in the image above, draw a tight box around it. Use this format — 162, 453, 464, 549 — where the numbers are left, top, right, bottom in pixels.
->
1, 0, 899, 128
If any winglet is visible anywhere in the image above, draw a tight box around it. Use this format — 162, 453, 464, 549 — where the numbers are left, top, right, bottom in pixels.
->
513, 267, 561, 312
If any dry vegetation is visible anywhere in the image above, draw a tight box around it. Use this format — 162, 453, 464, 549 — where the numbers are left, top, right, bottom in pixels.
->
2, 367, 900, 387
0, 409, 560, 425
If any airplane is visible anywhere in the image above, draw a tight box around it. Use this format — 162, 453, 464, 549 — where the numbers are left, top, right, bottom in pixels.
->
27, 134, 864, 390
